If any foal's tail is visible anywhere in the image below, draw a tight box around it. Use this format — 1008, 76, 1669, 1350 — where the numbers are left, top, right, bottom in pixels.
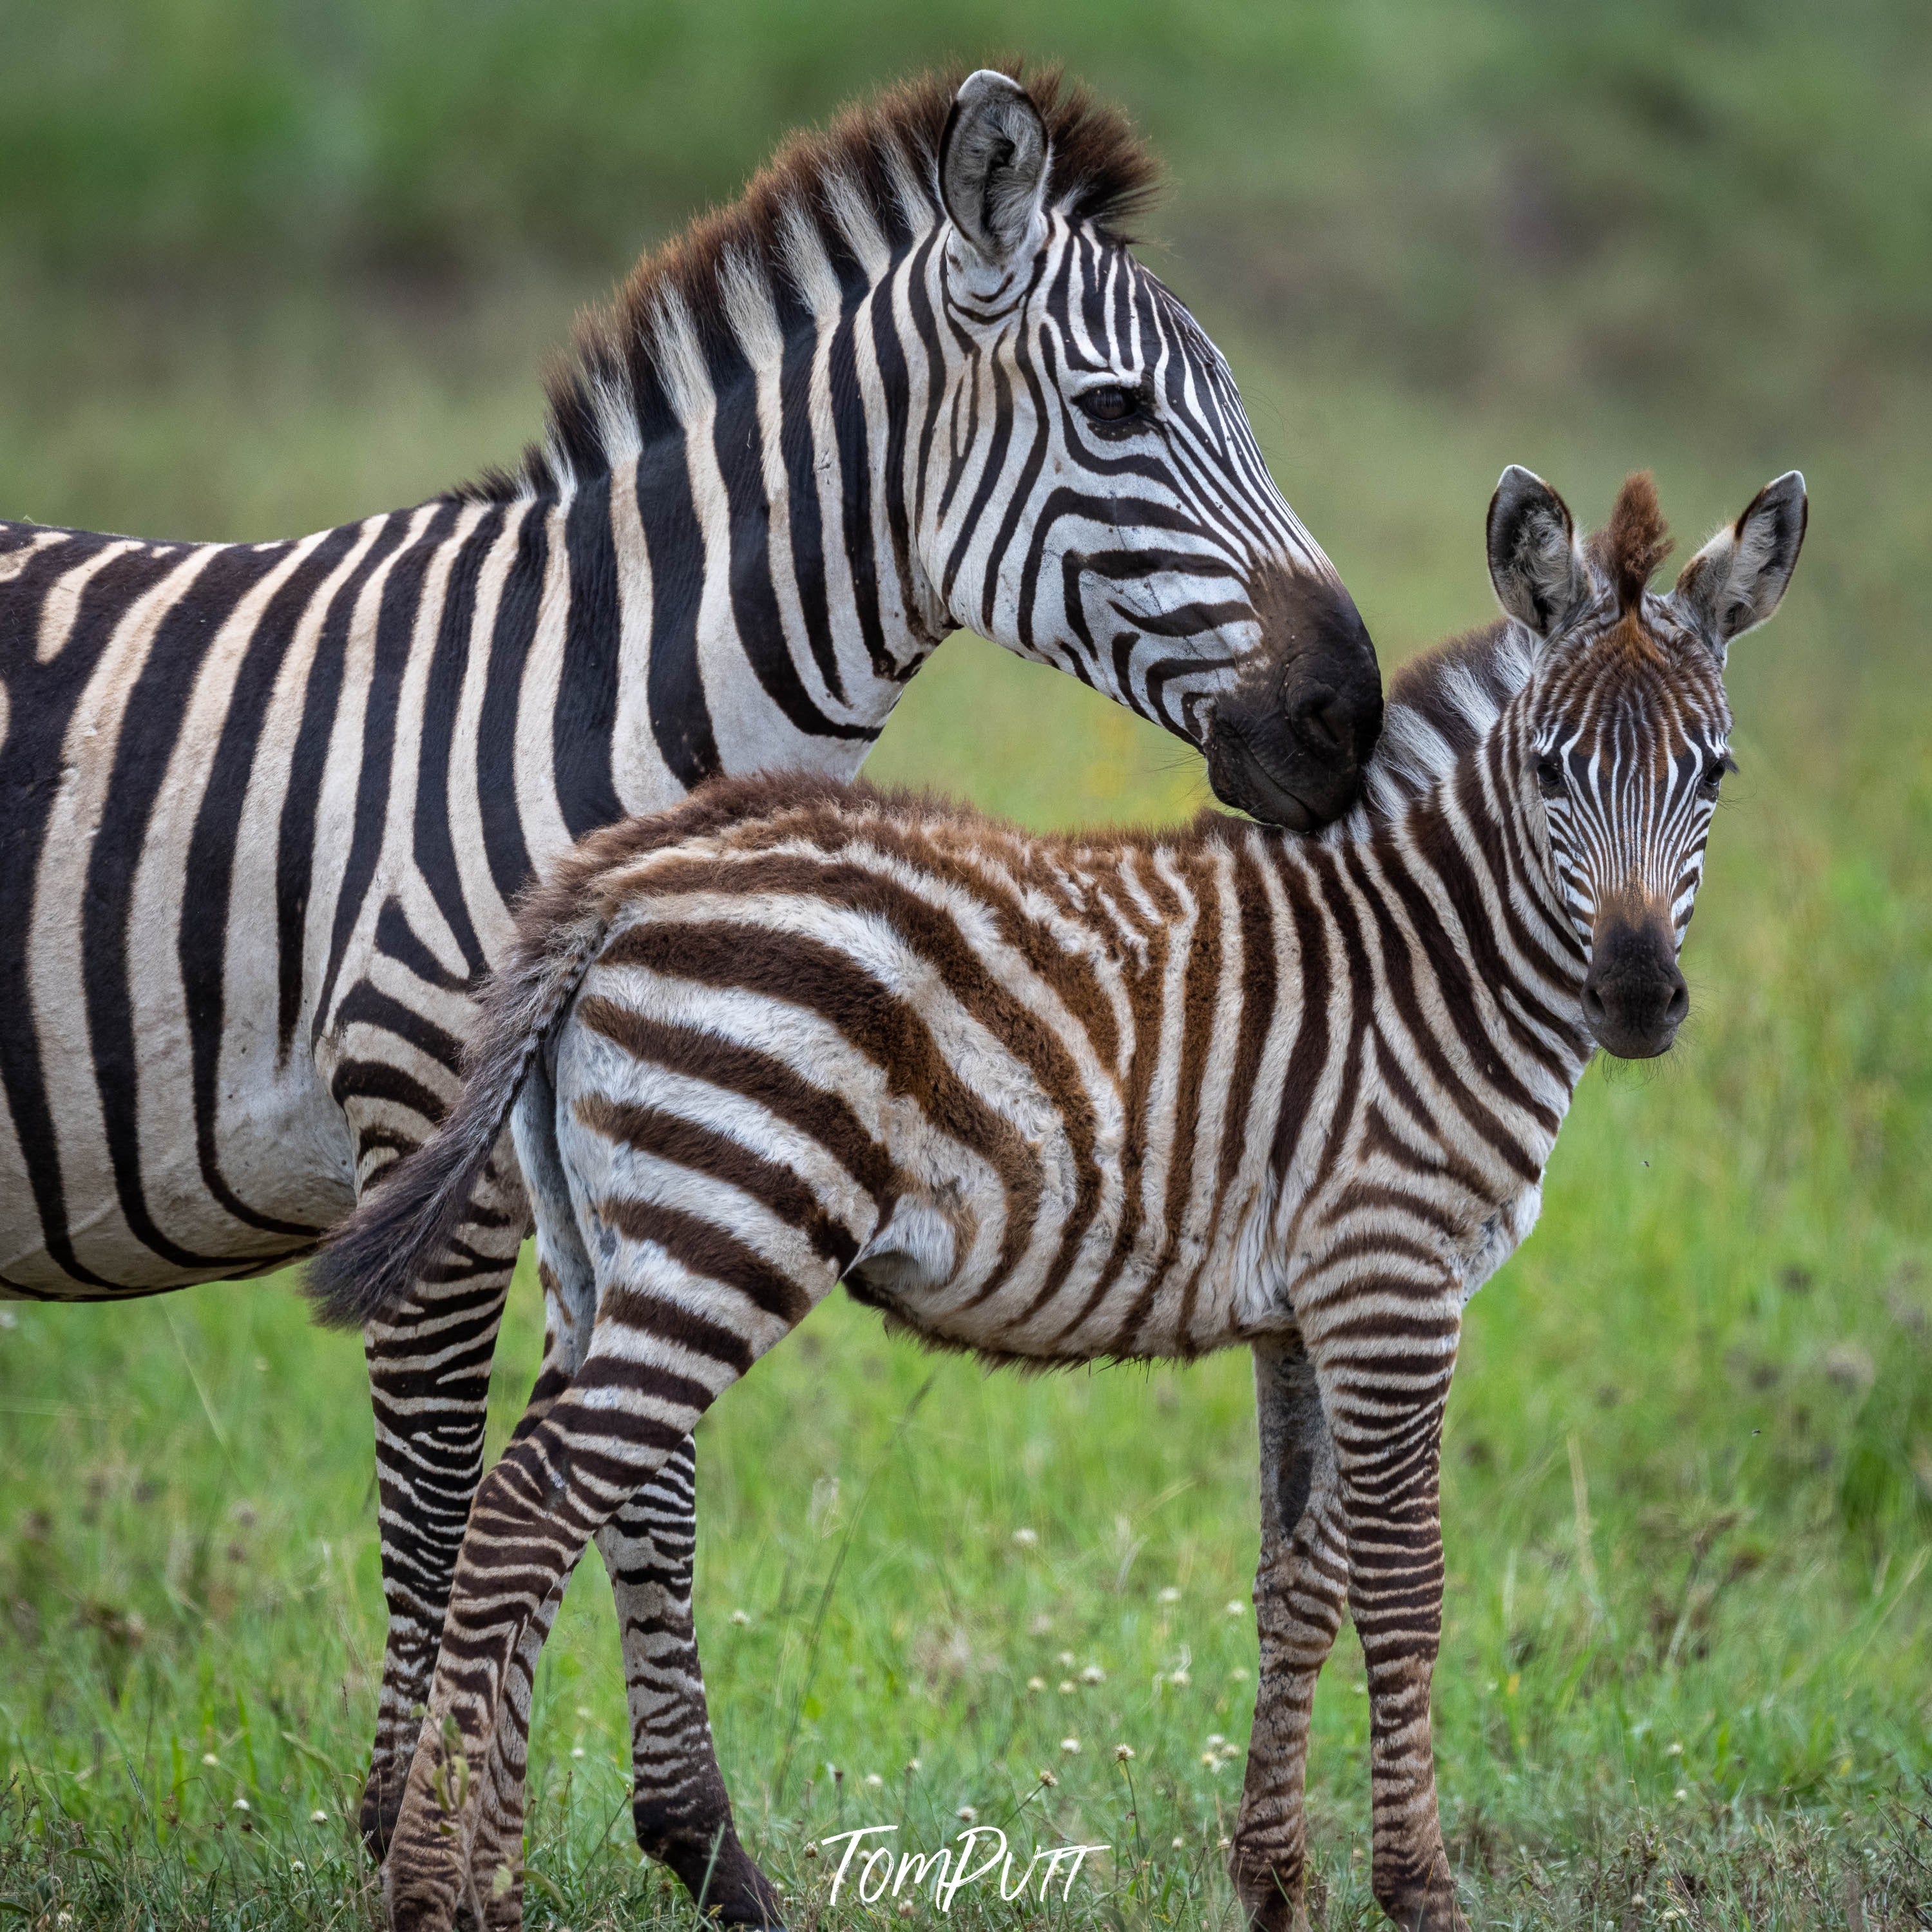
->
303, 893, 611, 1332
302, 772, 858, 1332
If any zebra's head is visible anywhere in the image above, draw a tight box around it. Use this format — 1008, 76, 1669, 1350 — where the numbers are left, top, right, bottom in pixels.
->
921, 71, 1382, 830
1487, 466, 1806, 1058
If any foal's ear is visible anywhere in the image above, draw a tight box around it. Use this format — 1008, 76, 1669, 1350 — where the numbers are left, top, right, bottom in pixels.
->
1672, 472, 1808, 651
1487, 466, 1590, 638
940, 70, 1051, 271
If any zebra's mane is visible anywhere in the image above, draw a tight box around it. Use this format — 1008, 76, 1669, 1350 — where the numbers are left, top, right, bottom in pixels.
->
1348, 618, 1538, 830
457, 68, 1160, 504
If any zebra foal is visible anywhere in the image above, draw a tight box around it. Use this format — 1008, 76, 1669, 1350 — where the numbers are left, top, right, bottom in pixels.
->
312, 464, 1804, 1932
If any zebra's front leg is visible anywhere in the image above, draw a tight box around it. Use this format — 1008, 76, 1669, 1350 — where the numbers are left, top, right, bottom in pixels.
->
1230, 1337, 1348, 1932
1312, 1288, 1466, 1932
601, 1443, 783, 1926
359, 1187, 525, 1860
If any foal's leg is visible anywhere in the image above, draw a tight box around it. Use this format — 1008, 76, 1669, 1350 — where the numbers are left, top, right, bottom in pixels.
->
601, 1450, 783, 1924
1229, 1337, 1348, 1932
382, 1217, 830, 1929
1309, 1279, 1465, 1932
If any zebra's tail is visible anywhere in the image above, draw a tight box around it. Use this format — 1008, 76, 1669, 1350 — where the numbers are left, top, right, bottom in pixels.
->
303, 890, 615, 1333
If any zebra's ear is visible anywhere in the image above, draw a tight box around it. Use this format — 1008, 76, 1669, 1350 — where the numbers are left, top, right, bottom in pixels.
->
1486, 466, 1590, 640
1672, 471, 1807, 652
940, 70, 1051, 271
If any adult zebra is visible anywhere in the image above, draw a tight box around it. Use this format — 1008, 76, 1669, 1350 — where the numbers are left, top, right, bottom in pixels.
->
313, 465, 1806, 1932
0, 64, 1380, 1920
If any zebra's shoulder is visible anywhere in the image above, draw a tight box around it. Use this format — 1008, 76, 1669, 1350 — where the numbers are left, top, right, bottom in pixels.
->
1359, 619, 1535, 821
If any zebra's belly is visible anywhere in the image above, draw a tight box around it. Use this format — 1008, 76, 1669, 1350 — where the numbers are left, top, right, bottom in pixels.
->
0, 1012, 356, 1297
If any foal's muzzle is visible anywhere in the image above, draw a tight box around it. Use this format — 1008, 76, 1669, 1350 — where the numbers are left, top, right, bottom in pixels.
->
1583, 903, 1688, 1058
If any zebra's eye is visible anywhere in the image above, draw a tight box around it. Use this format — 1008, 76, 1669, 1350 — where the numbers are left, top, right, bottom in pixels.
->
1699, 752, 1734, 798
1076, 384, 1140, 425
1535, 754, 1566, 799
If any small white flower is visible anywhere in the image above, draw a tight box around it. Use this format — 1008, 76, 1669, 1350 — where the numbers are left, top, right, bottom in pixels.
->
1171, 1837, 1185, 1850
1665, 1741, 1684, 1756
1058, 1679, 1076, 1695
1674, 1787, 1690, 1802
803, 1842, 819, 1859
1060, 1737, 1080, 1754
1225, 1599, 1246, 1617
1026, 1675, 1046, 1692
1229, 1667, 1250, 1682
1218, 1836, 1232, 1851
897, 1904, 915, 1920
1169, 1669, 1191, 1688
864, 1773, 884, 1789
1200, 1751, 1219, 1768
957, 1805, 977, 1823
1113, 1743, 1134, 1761
575, 1705, 594, 1719
1158, 1586, 1181, 1604
1080, 1664, 1105, 1685
309, 1809, 328, 1824
1057, 1650, 1075, 1667
289, 1860, 305, 1873
1012, 1527, 1038, 1547
571, 1746, 586, 1759
906, 1758, 921, 1774
201, 1752, 220, 1767
1207, 1734, 1227, 1748
232, 1797, 250, 1812
1038, 1768, 1058, 1787
730, 1609, 750, 1626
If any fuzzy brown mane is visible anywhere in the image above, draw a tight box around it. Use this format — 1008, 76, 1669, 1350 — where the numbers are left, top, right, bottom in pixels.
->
1591, 471, 1674, 613
459, 67, 1160, 502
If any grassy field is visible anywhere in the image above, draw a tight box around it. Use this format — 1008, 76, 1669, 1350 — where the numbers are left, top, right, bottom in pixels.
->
3, 6, 1930, 1927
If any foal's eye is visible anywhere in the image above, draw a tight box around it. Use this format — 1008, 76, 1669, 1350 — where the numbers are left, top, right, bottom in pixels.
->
1535, 754, 1566, 799
1699, 752, 1736, 798
1076, 384, 1140, 425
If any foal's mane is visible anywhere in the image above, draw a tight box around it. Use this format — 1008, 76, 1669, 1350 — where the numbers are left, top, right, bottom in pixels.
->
457, 68, 1159, 505
1352, 475, 1677, 828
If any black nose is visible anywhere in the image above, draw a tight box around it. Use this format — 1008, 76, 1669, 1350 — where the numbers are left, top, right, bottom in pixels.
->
1205, 574, 1382, 830
1583, 912, 1688, 1058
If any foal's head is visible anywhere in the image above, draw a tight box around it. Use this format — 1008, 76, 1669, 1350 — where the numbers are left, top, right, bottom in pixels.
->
1487, 466, 1806, 1058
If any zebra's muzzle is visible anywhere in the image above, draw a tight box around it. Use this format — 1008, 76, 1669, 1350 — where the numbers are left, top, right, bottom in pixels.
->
1582, 903, 1688, 1058
1204, 571, 1382, 830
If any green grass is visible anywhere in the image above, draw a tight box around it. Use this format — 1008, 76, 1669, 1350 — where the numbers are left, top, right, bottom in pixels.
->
1, 314, 1927, 1926
3, 8, 1931, 1920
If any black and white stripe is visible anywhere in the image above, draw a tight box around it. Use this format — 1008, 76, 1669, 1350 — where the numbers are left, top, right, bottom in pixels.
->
311, 467, 1804, 1932
0, 67, 1382, 1913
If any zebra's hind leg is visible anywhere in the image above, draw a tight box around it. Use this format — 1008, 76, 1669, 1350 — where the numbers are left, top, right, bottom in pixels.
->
381, 1165, 832, 1927
601, 1443, 785, 1926
359, 1172, 526, 1860
1230, 1337, 1347, 1932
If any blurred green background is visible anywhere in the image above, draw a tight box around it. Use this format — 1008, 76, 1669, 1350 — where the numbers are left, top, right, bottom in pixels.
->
1, 5, 1927, 1927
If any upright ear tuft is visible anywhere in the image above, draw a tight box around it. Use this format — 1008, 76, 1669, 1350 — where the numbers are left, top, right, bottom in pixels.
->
1596, 471, 1672, 612
1674, 471, 1807, 649
940, 70, 1050, 269
1487, 466, 1589, 637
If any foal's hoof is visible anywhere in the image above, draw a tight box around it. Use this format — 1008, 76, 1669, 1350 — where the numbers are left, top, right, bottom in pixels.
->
1227, 1846, 1310, 1932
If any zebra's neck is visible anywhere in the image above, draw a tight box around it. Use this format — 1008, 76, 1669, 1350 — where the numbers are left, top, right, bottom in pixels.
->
466, 243, 954, 852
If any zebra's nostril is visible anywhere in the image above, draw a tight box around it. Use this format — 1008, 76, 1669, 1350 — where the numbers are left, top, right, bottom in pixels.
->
1581, 982, 1607, 1025
1290, 691, 1348, 757
1666, 984, 1689, 1024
